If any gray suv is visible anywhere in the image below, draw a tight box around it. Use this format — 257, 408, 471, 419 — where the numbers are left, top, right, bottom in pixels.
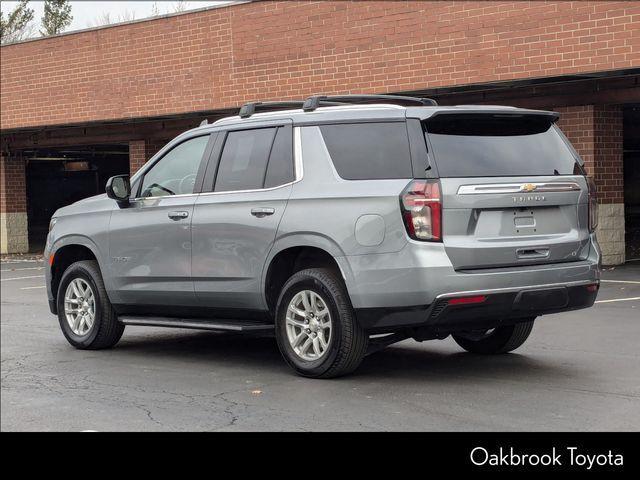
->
44, 94, 601, 378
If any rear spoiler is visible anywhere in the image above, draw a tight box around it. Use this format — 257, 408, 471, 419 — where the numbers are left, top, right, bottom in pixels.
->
409, 108, 560, 123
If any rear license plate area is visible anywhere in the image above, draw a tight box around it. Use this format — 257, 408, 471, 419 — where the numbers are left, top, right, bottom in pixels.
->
513, 287, 568, 311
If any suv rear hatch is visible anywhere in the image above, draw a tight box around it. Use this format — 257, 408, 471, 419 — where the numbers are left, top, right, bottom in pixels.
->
424, 111, 591, 270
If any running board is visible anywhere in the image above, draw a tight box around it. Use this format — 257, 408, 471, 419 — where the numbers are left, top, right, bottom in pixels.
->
119, 316, 274, 332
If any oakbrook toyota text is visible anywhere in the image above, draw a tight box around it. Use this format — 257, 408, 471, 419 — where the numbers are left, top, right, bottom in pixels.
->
470, 446, 624, 469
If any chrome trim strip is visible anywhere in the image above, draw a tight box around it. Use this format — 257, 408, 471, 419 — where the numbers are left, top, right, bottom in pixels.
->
434, 279, 595, 300
132, 127, 304, 201
457, 182, 581, 195
294, 126, 304, 182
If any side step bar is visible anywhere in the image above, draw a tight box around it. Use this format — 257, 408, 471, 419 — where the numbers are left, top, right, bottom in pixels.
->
119, 316, 274, 333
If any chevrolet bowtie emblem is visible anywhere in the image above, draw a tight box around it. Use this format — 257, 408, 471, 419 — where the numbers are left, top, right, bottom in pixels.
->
521, 183, 537, 192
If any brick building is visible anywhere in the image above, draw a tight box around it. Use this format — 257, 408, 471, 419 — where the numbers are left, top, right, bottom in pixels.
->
1, 0, 639, 264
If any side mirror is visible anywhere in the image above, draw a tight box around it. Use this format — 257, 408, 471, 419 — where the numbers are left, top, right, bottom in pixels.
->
106, 175, 131, 206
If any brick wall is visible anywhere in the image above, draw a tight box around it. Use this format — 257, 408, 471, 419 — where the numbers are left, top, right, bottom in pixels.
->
129, 141, 146, 175
129, 139, 167, 174
556, 105, 623, 204
1, 1, 638, 130
0, 152, 28, 253
556, 105, 625, 264
0, 153, 26, 214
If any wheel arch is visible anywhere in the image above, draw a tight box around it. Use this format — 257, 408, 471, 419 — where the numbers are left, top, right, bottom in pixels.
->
262, 235, 353, 316
49, 236, 103, 305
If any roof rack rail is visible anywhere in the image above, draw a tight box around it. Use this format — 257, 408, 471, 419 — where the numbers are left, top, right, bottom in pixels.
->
237, 94, 438, 119
302, 94, 437, 111
239, 101, 313, 119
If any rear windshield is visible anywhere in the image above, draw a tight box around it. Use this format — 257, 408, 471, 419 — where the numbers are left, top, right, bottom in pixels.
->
425, 114, 580, 177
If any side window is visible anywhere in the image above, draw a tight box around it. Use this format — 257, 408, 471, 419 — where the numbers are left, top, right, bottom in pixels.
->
214, 128, 276, 192
320, 123, 413, 180
140, 135, 209, 198
264, 126, 294, 188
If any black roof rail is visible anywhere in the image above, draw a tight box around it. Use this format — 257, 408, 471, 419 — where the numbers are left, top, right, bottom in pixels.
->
303, 94, 437, 111
238, 101, 309, 118
237, 94, 438, 119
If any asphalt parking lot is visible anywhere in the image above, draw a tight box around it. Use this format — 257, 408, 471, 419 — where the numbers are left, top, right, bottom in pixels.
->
1, 258, 639, 431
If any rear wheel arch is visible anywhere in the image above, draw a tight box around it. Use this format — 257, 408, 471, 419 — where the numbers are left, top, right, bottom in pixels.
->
263, 245, 346, 316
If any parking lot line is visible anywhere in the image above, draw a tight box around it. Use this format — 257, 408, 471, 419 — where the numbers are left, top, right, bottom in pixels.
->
595, 296, 640, 304
0, 259, 41, 264
20, 285, 46, 290
600, 279, 640, 285
0, 267, 44, 273
0, 275, 45, 282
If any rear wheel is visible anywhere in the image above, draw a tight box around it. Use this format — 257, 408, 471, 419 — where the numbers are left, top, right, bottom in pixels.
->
57, 260, 124, 350
452, 319, 535, 354
275, 268, 368, 378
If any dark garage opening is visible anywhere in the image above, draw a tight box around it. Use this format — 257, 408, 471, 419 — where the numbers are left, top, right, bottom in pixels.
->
23, 144, 129, 252
624, 104, 640, 261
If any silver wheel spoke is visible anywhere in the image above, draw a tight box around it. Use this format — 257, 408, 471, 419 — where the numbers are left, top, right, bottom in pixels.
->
286, 316, 306, 328
291, 306, 306, 318
291, 332, 306, 348
300, 291, 312, 312
300, 337, 313, 355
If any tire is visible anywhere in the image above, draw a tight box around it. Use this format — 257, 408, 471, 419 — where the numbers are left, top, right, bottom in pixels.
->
56, 260, 124, 350
275, 268, 368, 378
452, 319, 535, 354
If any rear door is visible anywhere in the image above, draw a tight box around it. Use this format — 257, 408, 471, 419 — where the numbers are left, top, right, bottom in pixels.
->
424, 113, 590, 270
191, 122, 295, 311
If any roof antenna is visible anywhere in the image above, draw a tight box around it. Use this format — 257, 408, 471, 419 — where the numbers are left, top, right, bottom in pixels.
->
199, 119, 208, 127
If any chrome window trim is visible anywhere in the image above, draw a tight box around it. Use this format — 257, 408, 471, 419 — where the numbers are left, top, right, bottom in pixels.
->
132, 127, 303, 201
457, 182, 581, 195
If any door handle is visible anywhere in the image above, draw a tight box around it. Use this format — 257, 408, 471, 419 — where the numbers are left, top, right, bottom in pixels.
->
251, 207, 275, 218
168, 211, 189, 220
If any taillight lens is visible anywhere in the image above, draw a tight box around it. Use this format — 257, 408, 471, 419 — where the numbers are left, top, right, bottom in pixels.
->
400, 179, 442, 242
587, 177, 598, 233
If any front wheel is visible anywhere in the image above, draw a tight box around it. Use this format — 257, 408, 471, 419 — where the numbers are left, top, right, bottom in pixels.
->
452, 319, 535, 354
57, 260, 124, 350
275, 268, 368, 378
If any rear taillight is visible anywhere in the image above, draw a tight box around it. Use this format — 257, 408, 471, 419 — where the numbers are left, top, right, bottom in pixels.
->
400, 179, 442, 242
587, 177, 598, 233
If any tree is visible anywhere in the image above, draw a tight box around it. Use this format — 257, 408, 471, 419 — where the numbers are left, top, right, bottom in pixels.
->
173, 1, 189, 13
88, 9, 137, 28
40, 0, 72, 37
151, 3, 161, 17
0, 0, 35, 44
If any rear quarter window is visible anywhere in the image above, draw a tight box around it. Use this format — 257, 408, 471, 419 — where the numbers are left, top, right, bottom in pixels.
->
320, 122, 413, 180
425, 114, 580, 177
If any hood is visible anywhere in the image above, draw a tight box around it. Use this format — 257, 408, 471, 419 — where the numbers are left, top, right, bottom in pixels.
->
53, 193, 114, 218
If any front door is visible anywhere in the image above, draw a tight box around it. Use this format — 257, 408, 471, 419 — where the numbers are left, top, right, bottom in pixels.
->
108, 134, 213, 308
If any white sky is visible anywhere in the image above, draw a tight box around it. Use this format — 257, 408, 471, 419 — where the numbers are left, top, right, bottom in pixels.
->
1, 1, 231, 32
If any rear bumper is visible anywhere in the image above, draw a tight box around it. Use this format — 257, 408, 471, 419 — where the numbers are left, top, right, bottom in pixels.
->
356, 281, 598, 332
342, 233, 601, 331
